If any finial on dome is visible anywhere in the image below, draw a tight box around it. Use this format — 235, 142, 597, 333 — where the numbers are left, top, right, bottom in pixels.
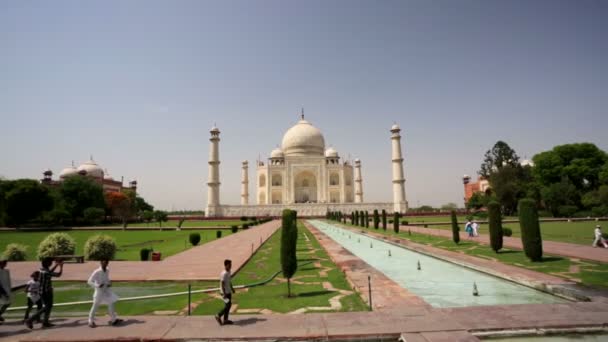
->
301, 107, 304, 120
90, 155, 94, 161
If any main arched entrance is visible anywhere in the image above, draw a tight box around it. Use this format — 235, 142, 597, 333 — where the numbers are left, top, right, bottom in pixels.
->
294, 171, 317, 203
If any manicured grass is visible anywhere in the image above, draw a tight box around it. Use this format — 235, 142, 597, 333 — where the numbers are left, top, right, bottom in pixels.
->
334, 220, 608, 289
194, 221, 368, 315
113, 220, 255, 228
0, 229, 233, 261
423, 220, 600, 246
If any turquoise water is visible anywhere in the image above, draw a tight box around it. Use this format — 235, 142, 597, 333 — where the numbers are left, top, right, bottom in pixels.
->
309, 220, 568, 308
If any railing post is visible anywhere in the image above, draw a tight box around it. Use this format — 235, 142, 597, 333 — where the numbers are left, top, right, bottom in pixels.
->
368, 275, 372, 311
188, 283, 192, 316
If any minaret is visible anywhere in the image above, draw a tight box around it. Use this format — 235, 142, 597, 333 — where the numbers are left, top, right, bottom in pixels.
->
391, 124, 407, 213
206, 125, 221, 217
241, 160, 249, 205
354, 159, 363, 203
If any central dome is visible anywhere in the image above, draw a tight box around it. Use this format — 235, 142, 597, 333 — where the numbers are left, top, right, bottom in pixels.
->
281, 119, 325, 156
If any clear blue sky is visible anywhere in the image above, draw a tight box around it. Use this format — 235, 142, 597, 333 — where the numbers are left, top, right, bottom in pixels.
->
1, 1, 607, 210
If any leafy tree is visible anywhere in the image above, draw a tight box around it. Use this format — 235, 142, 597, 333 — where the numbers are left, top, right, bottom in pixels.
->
600, 162, 608, 185
133, 195, 154, 214
488, 201, 503, 253
60, 176, 105, 221
450, 210, 460, 244
466, 192, 487, 210
1, 179, 53, 226
83, 207, 105, 225
373, 210, 379, 229
141, 210, 154, 223
489, 165, 532, 215
417, 205, 434, 212
533, 143, 608, 189
518, 199, 543, 261
540, 178, 579, 217
479, 141, 520, 178
153, 210, 168, 227
280, 209, 298, 297
105, 192, 133, 228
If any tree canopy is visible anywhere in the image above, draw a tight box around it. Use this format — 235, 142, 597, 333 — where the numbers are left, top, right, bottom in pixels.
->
479, 141, 520, 178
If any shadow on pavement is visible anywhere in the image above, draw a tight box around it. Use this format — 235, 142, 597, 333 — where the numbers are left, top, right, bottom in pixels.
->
234, 317, 267, 326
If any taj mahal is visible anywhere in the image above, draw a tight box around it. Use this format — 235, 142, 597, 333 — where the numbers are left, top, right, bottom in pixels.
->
205, 112, 408, 217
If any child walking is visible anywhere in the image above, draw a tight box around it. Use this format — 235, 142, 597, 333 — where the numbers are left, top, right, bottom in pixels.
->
23, 271, 43, 323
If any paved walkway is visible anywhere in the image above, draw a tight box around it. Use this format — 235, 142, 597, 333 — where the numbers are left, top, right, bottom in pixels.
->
8, 220, 281, 286
404, 225, 608, 263
2, 301, 608, 342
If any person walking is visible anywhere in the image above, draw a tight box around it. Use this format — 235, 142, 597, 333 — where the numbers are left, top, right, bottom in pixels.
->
23, 271, 43, 323
87, 259, 122, 328
464, 220, 473, 238
0, 259, 11, 323
471, 221, 480, 237
25, 258, 63, 329
214, 259, 235, 326
593, 225, 608, 248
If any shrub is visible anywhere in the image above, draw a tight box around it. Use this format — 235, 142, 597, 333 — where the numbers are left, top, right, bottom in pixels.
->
373, 210, 379, 229
401, 220, 409, 225
2, 243, 28, 261
572, 211, 593, 218
518, 198, 543, 262
243, 224, 250, 230
450, 210, 459, 244
381, 210, 387, 230
189, 233, 201, 246
83, 207, 105, 225
240, 216, 248, 221
231, 225, 238, 233
388, 219, 394, 224
502, 227, 513, 237
488, 201, 503, 253
592, 206, 608, 217
37, 233, 76, 260
141, 210, 154, 223
140, 248, 152, 261
216, 231, 222, 239
393, 212, 400, 233
281, 209, 298, 297
84, 235, 117, 260
473, 211, 488, 219
558, 205, 578, 218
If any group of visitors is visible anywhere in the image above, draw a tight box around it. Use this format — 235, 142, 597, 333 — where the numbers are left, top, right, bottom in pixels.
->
0, 257, 123, 329
464, 220, 479, 238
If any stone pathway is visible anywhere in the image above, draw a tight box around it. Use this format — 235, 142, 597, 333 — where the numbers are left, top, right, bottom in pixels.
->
404, 225, 608, 263
7, 220, 281, 287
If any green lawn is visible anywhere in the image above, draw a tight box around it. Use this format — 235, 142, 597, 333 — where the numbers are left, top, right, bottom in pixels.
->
334, 220, 608, 289
112, 220, 255, 228
423, 220, 599, 246
0, 229, 233, 261
4, 221, 368, 318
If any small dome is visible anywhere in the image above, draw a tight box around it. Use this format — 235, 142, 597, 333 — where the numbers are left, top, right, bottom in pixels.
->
59, 165, 78, 179
210, 125, 220, 133
77, 158, 104, 178
520, 159, 534, 167
281, 119, 325, 156
354, 158, 361, 163
325, 147, 339, 158
391, 124, 400, 131
270, 147, 284, 159
103, 169, 114, 180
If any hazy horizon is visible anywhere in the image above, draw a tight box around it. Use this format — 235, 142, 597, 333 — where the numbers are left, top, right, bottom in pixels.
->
1, 1, 606, 211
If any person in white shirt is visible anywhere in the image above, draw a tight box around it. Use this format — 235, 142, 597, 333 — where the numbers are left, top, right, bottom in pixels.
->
214, 259, 235, 326
471, 221, 479, 237
23, 271, 43, 323
593, 225, 608, 248
87, 259, 122, 328
0, 259, 11, 323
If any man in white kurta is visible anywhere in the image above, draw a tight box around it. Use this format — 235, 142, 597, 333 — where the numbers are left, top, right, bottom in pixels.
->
593, 225, 608, 248
0, 259, 11, 323
87, 260, 121, 328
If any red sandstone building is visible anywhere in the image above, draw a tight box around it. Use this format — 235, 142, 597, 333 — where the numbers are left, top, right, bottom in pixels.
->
462, 175, 490, 205
41, 157, 137, 194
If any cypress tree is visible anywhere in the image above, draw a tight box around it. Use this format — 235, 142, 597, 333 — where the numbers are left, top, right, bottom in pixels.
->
450, 210, 460, 244
488, 201, 503, 253
354, 211, 359, 226
350, 212, 355, 225
359, 211, 364, 227
518, 199, 543, 261
364, 211, 369, 228
281, 209, 298, 297
393, 212, 400, 233
382, 210, 387, 230
373, 210, 379, 229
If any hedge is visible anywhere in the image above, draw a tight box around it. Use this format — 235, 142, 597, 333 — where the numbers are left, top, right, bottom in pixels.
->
488, 201, 503, 253
518, 198, 543, 261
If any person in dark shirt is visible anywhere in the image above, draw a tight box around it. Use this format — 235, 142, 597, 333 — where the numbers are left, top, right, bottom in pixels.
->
25, 258, 63, 329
